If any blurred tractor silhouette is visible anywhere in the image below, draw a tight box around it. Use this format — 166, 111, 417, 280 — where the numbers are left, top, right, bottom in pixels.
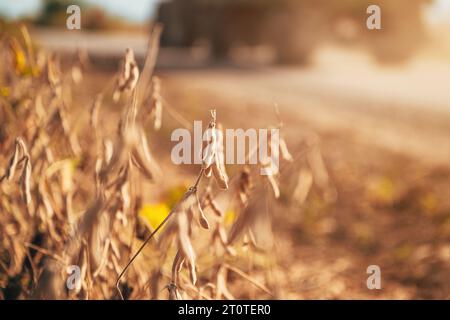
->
157, 0, 431, 64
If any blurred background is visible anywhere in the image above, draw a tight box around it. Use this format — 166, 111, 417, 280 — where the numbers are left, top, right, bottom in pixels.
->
1, 0, 450, 299
1, 0, 449, 63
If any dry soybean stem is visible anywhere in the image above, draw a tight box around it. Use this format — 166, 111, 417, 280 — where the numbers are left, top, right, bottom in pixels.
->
115, 168, 204, 299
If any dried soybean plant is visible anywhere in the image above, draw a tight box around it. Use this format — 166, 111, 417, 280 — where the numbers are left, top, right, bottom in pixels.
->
0, 24, 317, 300
0, 24, 165, 299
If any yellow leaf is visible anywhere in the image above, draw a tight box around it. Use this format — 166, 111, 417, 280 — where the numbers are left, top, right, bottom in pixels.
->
0, 87, 10, 97
9, 39, 27, 75
224, 210, 236, 226
139, 203, 170, 230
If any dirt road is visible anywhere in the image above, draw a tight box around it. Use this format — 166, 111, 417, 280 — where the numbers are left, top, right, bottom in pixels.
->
162, 46, 450, 167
